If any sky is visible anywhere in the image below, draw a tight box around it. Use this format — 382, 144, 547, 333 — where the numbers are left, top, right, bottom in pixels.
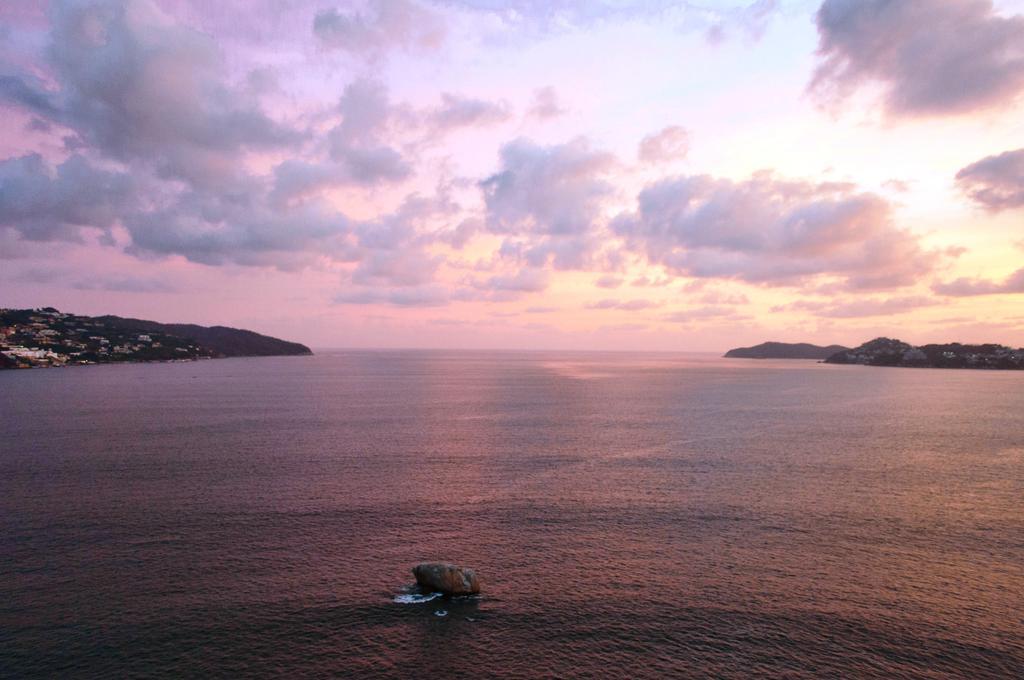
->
1, 0, 1023, 351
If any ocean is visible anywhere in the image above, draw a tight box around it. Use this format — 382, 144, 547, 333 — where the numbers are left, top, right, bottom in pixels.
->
1, 351, 1022, 678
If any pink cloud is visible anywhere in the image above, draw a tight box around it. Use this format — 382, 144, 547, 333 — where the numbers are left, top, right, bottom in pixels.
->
955, 148, 1024, 212
811, 0, 1024, 117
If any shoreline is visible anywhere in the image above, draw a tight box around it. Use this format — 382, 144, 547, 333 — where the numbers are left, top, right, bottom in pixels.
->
0, 353, 313, 371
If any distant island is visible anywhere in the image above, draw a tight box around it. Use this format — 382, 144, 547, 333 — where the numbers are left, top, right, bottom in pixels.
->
724, 341, 850, 359
824, 337, 1024, 370
1, 307, 311, 369
727, 337, 1024, 369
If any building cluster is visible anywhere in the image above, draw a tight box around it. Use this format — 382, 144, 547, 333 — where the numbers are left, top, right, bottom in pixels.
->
1, 307, 210, 369
920, 345, 1024, 369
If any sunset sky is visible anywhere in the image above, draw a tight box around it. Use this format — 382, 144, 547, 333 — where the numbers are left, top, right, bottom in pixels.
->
1, 0, 1023, 350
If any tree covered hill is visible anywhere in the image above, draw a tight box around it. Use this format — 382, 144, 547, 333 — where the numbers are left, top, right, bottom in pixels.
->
1, 307, 311, 369
95, 316, 312, 357
724, 341, 850, 359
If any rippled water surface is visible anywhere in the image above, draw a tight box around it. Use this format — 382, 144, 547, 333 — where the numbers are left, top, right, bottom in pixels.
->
2, 351, 1022, 678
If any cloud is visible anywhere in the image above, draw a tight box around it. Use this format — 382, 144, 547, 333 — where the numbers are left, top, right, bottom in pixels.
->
334, 284, 450, 307
124, 173, 454, 287
277, 86, 509, 202
0, 15, 432, 274
598, 323, 647, 332
496, 234, 605, 271
955, 148, 1024, 211
9, 266, 177, 292
446, 1, 678, 31
614, 171, 940, 289
124, 190, 352, 268
446, 0, 773, 43
664, 305, 748, 323
428, 93, 511, 132
344, 192, 464, 289
71, 276, 177, 293
278, 82, 509, 203
1, 0, 303, 186
327, 78, 414, 181
269, 161, 346, 205
437, 217, 482, 250
777, 295, 938, 317
0, 153, 133, 242
932, 268, 1024, 296
595, 275, 623, 289
481, 137, 615, 269
333, 146, 412, 184
483, 138, 614, 235
479, 267, 550, 293
697, 289, 749, 305
587, 298, 660, 311
270, 152, 408, 205
810, 0, 1024, 117
352, 248, 442, 287
882, 179, 911, 193
705, 0, 778, 45
0, 73, 61, 118
638, 126, 689, 164
630, 275, 671, 287
334, 78, 397, 141
313, 0, 445, 57
266, 79, 418, 204
0, 5, 505, 279
528, 86, 565, 119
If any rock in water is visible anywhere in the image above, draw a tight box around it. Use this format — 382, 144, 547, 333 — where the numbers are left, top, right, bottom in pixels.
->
412, 563, 481, 595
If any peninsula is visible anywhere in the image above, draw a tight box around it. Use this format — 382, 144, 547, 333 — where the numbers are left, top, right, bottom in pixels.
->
726, 337, 1024, 370
824, 337, 1024, 370
0, 307, 311, 369
724, 341, 849, 359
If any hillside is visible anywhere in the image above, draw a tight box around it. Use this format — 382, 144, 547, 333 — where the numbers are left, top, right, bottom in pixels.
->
824, 338, 1024, 369
724, 341, 850, 359
1, 307, 311, 369
95, 316, 312, 357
